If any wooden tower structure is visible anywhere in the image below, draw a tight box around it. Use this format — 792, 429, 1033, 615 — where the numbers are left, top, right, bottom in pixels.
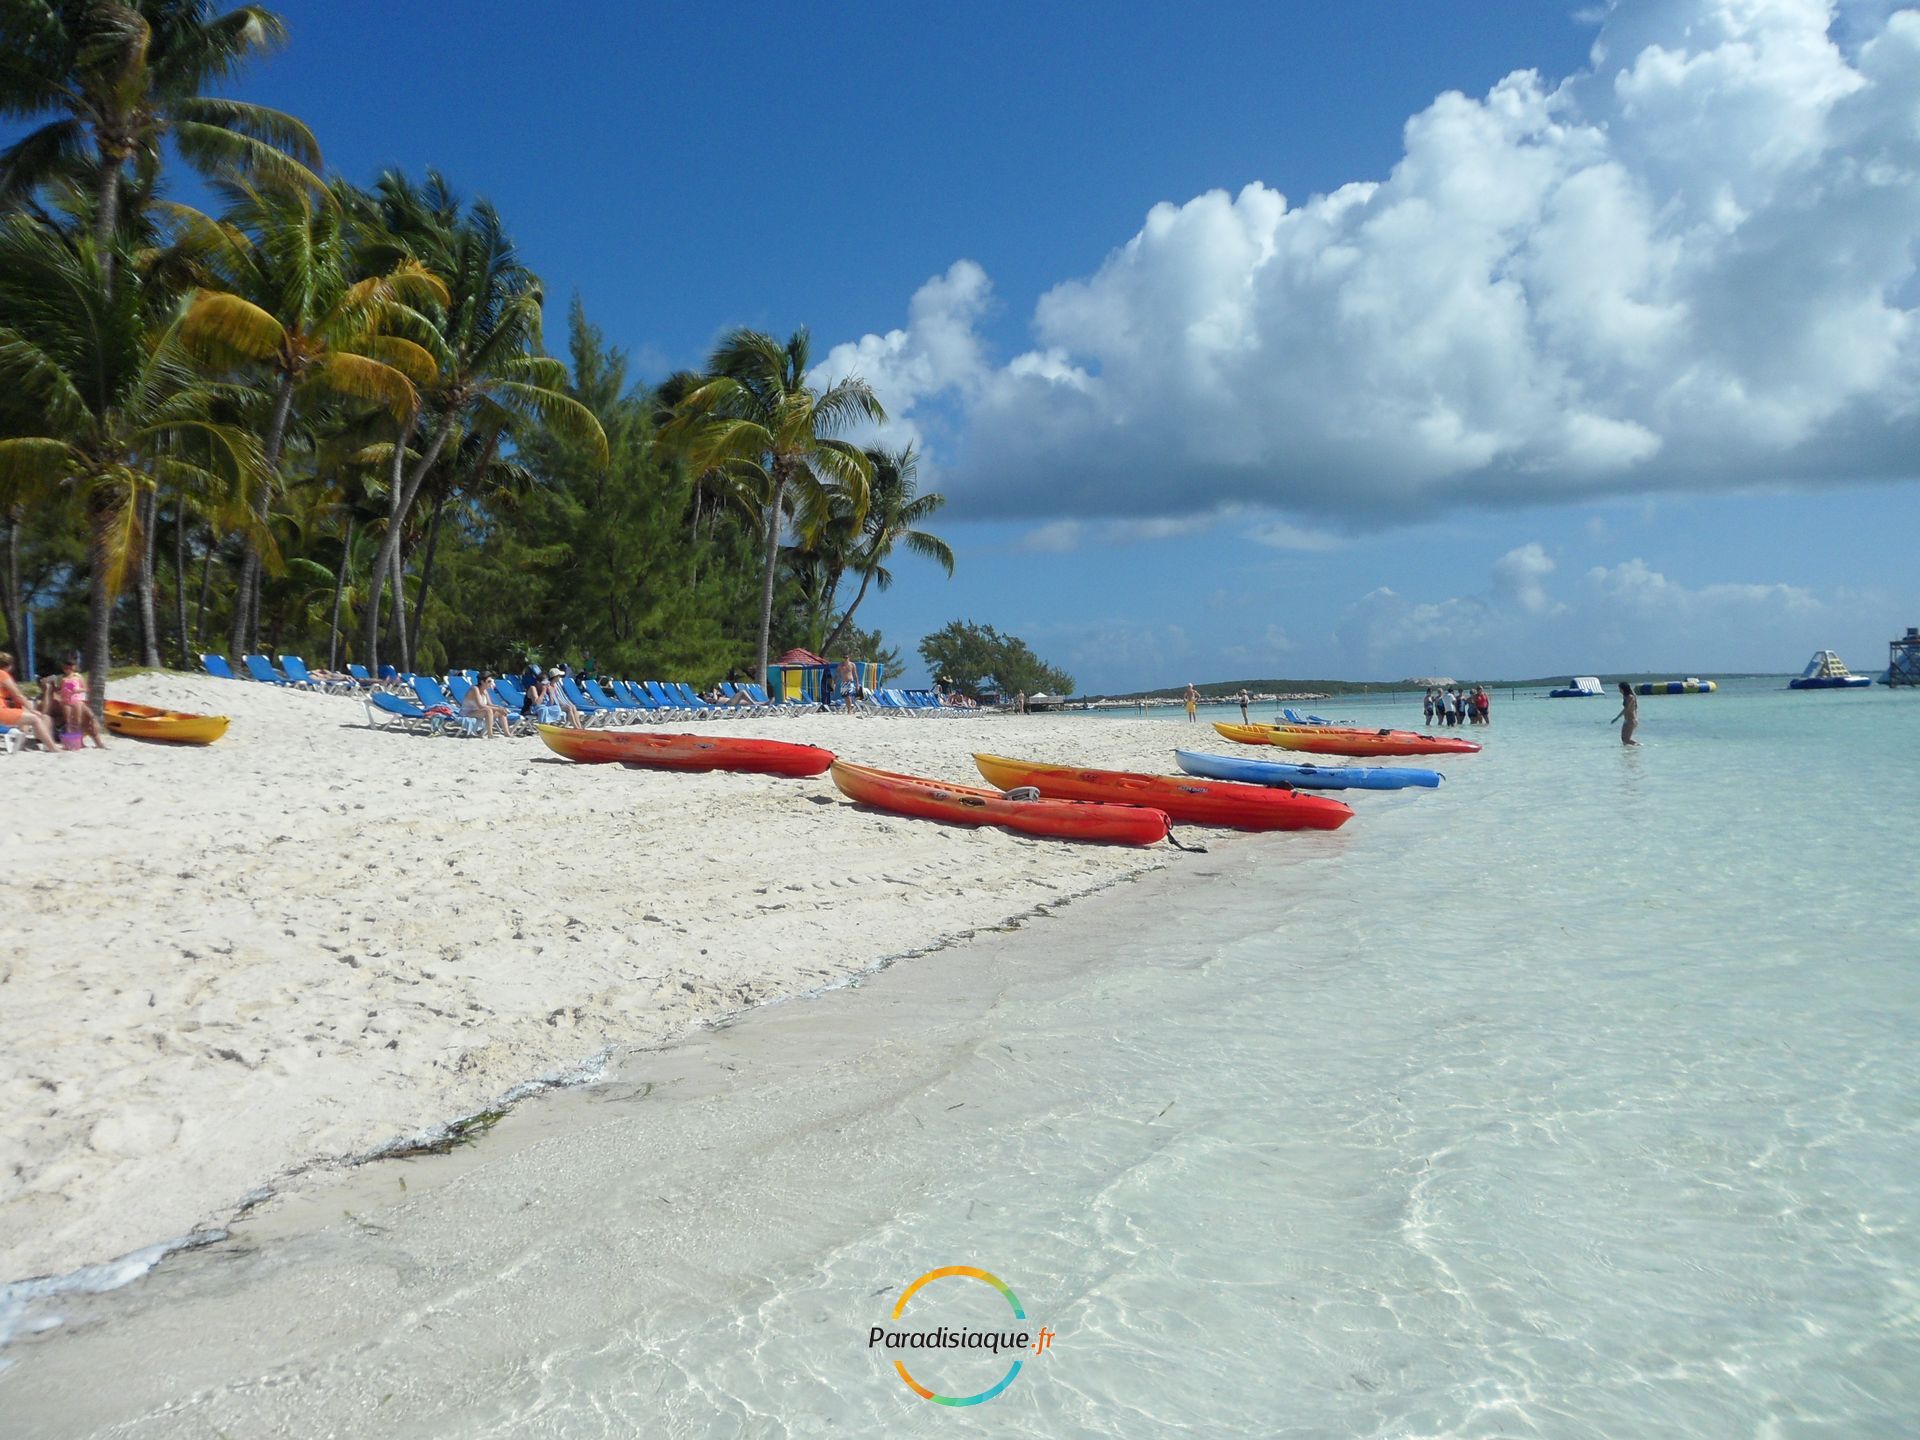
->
1888, 626, 1920, 687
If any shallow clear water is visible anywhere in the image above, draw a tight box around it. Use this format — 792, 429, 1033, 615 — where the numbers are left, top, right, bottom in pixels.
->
7, 680, 1918, 1437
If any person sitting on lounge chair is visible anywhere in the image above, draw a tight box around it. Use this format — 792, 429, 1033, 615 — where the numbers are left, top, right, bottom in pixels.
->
0, 652, 62, 752
520, 674, 565, 726
546, 668, 583, 726
704, 684, 751, 708
462, 670, 512, 738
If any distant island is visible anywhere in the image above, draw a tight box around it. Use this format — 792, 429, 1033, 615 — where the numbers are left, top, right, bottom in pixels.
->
1078, 673, 1787, 704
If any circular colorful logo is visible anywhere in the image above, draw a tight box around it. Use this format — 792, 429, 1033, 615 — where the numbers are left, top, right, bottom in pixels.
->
882, 1266, 1037, 1406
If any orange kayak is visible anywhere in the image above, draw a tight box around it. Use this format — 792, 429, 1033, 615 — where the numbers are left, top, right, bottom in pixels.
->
1212, 721, 1480, 757
973, 754, 1354, 831
831, 760, 1169, 845
103, 700, 229, 745
538, 724, 832, 776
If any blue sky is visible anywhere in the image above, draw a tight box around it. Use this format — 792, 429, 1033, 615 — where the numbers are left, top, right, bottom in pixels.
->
24, 0, 1920, 689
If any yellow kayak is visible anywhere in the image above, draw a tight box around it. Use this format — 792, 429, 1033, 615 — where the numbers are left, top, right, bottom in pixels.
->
103, 700, 230, 745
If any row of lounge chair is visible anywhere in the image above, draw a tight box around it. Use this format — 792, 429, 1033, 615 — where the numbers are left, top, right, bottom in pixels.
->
202, 652, 378, 693
198, 652, 959, 735
366, 674, 783, 737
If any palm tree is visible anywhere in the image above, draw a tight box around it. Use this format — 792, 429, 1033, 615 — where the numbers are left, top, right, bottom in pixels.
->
0, 215, 263, 716
0, 1, 320, 281
666, 329, 884, 683
352, 173, 604, 674
171, 175, 446, 655
821, 443, 953, 657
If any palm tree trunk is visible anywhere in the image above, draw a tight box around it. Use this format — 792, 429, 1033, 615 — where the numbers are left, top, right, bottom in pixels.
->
229, 373, 297, 659
327, 515, 353, 670
821, 565, 877, 658
1, 504, 22, 661
247, 560, 266, 654
228, 550, 255, 660
94, 158, 122, 283
390, 543, 411, 675
136, 489, 161, 667
192, 533, 214, 653
173, 500, 191, 668
755, 472, 789, 685
409, 491, 448, 658
85, 499, 116, 722
362, 409, 455, 674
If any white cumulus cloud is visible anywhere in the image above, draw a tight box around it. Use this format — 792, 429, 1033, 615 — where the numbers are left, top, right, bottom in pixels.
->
1493, 542, 1562, 615
826, 0, 1920, 526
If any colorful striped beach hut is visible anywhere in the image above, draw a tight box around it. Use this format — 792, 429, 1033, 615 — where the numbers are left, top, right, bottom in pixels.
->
767, 648, 880, 704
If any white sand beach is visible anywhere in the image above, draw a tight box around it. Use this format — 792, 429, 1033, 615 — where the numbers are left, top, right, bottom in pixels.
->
0, 675, 1215, 1283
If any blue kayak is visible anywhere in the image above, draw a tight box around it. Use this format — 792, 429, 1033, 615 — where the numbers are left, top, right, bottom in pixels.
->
1175, 748, 1443, 791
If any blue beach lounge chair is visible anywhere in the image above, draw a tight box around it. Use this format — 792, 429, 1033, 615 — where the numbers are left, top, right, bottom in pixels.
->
640, 681, 690, 717
676, 681, 719, 717
622, 683, 668, 718
555, 675, 612, 726
243, 653, 295, 686
201, 654, 239, 680
280, 655, 347, 693
410, 675, 481, 736
583, 678, 637, 723
366, 689, 437, 733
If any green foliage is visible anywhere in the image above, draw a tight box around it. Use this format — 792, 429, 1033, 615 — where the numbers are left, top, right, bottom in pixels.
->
918, 620, 1074, 699
835, 622, 903, 684
663, 327, 885, 681
0, 18, 953, 689
424, 301, 760, 679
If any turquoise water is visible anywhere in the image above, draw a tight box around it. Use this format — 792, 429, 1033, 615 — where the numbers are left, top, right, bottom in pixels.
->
6, 680, 1917, 1436
733, 681, 1919, 1435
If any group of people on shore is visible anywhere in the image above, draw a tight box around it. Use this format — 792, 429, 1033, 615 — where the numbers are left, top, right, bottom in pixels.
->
1, 651, 109, 752
1424, 685, 1490, 727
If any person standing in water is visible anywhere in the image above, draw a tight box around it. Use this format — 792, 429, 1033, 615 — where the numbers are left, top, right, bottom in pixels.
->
1611, 681, 1640, 745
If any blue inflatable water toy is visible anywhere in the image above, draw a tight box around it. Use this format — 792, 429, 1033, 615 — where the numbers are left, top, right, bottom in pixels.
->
1788, 650, 1873, 690
1549, 676, 1604, 698
1175, 748, 1443, 791
1635, 678, 1717, 695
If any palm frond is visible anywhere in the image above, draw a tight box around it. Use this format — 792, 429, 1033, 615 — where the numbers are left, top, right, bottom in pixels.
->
0, 119, 89, 206
0, 435, 74, 500
180, 289, 286, 364
171, 121, 323, 193
309, 351, 417, 417
167, 96, 321, 168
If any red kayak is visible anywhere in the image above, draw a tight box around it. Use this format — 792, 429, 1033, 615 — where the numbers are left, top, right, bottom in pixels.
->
973, 754, 1354, 832
831, 760, 1170, 845
538, 724, 833, 777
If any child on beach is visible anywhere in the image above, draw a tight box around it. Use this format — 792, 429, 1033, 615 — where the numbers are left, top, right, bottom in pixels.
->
1611, 682, 1640, 745
47, 652, 106, 748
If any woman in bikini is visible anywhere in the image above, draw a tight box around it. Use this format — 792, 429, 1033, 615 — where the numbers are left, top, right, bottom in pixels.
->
0, 651, 62, 751
1611, 681, 1639, 746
